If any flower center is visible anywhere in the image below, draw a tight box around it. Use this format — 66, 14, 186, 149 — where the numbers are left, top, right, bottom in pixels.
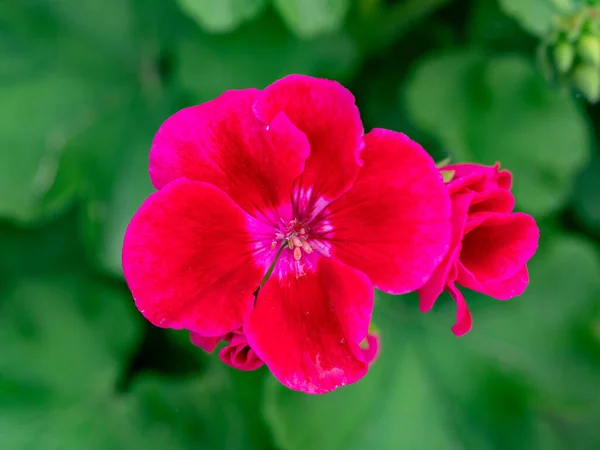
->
273, 218, 313, 261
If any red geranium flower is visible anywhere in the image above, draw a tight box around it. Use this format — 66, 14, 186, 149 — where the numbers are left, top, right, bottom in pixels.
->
418, 163, 540, 336
122, 75, 451, 393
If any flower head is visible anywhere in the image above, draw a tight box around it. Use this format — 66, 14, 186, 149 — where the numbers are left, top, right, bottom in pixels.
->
418, 163, 540, 336
122, 75, 451, 393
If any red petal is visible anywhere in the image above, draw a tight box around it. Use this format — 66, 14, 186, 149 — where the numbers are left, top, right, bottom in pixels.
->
253, 75, 364, 216
219, 331, 264, 371
122, 179, 265, 336
446, 282, 473, 337
455, 259, 528, 300
447, 162, 512, 195
245, 258, 373, 394
360, 333, 380, 364
321, 129, 452, 294
190, 332, 222, 353
460, 212, 539, 285
149, 89, 309, 223
418, 192, 472, 312
469, 188, 515, 214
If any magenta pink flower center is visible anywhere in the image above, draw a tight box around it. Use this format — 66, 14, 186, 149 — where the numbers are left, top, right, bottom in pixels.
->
273, 218, 314, 261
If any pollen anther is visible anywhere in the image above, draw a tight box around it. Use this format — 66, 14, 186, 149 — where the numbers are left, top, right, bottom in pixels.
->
293, 247, 302, 261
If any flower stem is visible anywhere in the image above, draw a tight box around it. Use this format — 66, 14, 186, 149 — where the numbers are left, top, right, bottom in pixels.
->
254, 243, 287, 298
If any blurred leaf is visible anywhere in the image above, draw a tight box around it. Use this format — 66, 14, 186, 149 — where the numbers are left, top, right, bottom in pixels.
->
404, 51, 591, 216
0, 366, 272, 449
273, 0, 349, 38
264, 234, 600, 450
0, 275, 141, 394
469, 0, 535, 50
177, 0, 267, 33
0, 67, 116, 223
129, 367, 274, 450
177, 11, 358, 103
497, 0, 557, 36
423, 234, 600, 446
76, 102, 160, 278
573, 152, 600, 233
0, 0, 134, 223
31, 0, 137, 60
0, 211, 84, 280
454, 235, 600, 407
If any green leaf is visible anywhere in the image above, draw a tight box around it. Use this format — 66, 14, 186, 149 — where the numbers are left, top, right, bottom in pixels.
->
497, 0, 587, 37
469, 0, 536, 49
0, 1, 134, 223
404, 51, 591, 216
0, 68, 106, 223
0, 367, 272, 450
129, 368, 273, 450
264, 234, 600, 450
0, 211, 85, 279
177, 0, 267, 33
0, 275, 141, 394
497, 0, 558, 36
177, 11, 358, 103
573, 153, 600, 233
454, 235, 600, 406
273, 0, 350, 38
31, 0, 137, 59
77, 103, 159, 277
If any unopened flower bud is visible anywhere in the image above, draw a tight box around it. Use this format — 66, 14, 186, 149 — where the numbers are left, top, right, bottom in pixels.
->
573, 63, 600, 102
554, 40, 575, 72
578, 34, 600, 66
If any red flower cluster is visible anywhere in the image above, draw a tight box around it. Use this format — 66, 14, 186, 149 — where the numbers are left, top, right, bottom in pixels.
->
122, 75, 538, 393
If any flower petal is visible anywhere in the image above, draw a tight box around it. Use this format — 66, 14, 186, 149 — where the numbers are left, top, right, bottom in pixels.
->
360, 334, 380, 364
446, 282, 472, 337
418, 192, 473, 312
460, 212, 539, 285
447, 162, 512, 195
245, 258, 373, 394
190, 332, 222, 353
219, 331, 264, 371
122, 179, 265, 336
253, 75, 364, 216
460, 265, 530, 300
469, 188, 515, 214
149, 89, 310, 223
321, 129, 452, 294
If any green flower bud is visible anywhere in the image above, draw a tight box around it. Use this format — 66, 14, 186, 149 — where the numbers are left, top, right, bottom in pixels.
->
554, 40, 576, 72
578, 34, 600, 65
572, 63, 600, 101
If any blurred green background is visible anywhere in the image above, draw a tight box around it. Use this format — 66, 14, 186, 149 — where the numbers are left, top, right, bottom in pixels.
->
2, 0, 600, 449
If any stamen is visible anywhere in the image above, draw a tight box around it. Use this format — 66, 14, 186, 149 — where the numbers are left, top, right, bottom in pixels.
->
301, 240, 313, 254
287, 240, 294, 250
291, 236, 303, 248
293, 247, 302, 261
